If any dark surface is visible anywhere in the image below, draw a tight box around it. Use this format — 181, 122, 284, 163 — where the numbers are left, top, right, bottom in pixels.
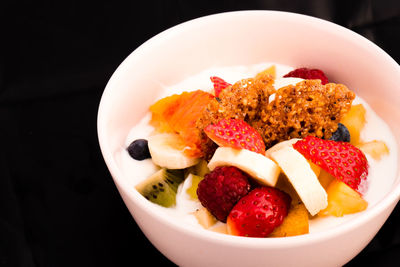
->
1, 1, 399, 266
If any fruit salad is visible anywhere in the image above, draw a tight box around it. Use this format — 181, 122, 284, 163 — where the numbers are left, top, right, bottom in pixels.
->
123, 63, 398, 237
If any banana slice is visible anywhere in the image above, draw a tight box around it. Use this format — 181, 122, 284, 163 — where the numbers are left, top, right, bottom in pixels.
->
265, 139, 321, 177
208, 147, 280, 186
265, 139, 300, 156
147, 133, 200, 169
267, 140, 327, 216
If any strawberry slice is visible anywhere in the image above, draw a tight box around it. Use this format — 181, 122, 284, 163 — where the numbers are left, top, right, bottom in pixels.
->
210, 76, 231, 97
283, 68, 329, 85
204, 119, 266, 154
227, 187, 291, 237
293, 136, 368, 194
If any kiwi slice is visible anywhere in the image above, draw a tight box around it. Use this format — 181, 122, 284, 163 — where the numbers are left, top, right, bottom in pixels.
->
185, 160, 210, 200
186, 173, 204, 200
187, 159, 210, 177
135, 168, 185, 207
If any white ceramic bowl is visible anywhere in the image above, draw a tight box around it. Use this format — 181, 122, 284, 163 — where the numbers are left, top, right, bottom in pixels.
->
97, 11, 400, 267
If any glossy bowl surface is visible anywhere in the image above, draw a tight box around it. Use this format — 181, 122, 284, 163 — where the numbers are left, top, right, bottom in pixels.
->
98, 11, 400, 267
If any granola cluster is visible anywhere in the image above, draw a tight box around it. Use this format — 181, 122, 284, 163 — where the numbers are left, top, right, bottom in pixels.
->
199, 72, 275, 127
260, 80, 355, 147
197, 73, 275, 159
199, 75, 355, 155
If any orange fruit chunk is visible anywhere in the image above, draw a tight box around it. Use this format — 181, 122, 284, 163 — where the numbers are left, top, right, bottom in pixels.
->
255, 65, 276, 79
357, 140, 389, 160
340, 104, 366, 145
149, 90, 214, 157
269, 202, 309, 237
318, 169, 335, 189
319, 179, 368, 217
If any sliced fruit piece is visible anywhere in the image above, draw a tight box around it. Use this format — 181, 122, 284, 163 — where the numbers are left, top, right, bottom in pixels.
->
283, 67, 328, 85
269, 202, 309, 237
185, 160, 210, 200
208, 147, 280, 187
340, 104, 366, 145
204, 119, 266, 154
147, 133, 200, 169
227, 187, 291, 237
265, 138, 300, 156
189, 159, 210, 177
186, 173, 204, 200
210, 76, 231, 97
148, 94, 180, 133
267, 142, 328, 216
357, 140, 389, 160
149, 90, 214, 157
135, 168, 185, 207
293, 136, 369, 194
255, 65, 276, 79
319, 179, 368, 217
274, 173, 301, 203
209, 224, 228, 234
193, 207, 217, 229
318, 169, 335, 189
265, 139, 321, 177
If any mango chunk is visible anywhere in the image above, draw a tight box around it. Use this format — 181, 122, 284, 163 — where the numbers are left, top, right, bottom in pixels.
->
269, 202, 309, 237
318, 169, 335, 189
319, 179, 368, 217
255, 65, 276, 79
357, 140, 389, 160
340, 104, 366, 145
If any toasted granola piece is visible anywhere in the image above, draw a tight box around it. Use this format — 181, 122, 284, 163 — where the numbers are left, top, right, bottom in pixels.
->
197, 73, 275, 159
261, 80, 355, 147
199, 72, 275, 127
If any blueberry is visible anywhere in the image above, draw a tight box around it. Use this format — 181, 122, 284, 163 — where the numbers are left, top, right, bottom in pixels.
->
330, 123, 350, 142
127, 139, 151, 160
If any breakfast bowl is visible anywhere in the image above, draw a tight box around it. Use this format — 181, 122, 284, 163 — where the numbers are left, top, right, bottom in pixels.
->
97, 11, 400, 267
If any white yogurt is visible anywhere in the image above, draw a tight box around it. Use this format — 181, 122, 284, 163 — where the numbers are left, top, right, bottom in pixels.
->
120, 63, 398, 234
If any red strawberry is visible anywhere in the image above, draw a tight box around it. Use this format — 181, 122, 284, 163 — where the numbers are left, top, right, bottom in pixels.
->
197, 166, 251, 222
293, 136, 368, 194
210, 76, 231, 97
227, 187, 291, 237
204, 119, 266, 154
283, 67, 329, 85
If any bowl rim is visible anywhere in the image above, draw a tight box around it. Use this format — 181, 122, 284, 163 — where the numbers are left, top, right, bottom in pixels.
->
97, 10, 400, 248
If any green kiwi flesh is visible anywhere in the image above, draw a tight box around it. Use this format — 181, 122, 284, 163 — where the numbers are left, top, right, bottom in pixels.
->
135, 168, 185, 207
185, 173, 203, 200
187, 159, 210, 177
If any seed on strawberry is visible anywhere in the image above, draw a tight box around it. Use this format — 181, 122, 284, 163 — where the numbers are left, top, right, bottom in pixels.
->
210, 76, 231, 97
227, 187, 291, 237
293, 136, 368, 194
197, 166, 251, 222
283, 67, 329, 85
204, 119, 266, 154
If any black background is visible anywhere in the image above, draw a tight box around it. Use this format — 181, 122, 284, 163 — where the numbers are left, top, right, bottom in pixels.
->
1, 1, 400, 266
